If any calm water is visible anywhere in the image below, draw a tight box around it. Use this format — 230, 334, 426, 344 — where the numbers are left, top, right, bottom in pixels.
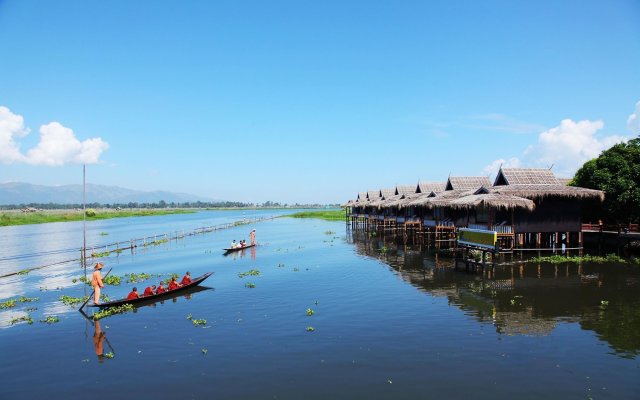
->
0, 211, 638, 400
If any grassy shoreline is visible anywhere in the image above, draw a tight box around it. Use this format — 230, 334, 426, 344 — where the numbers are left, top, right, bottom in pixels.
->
285, 209, 345, 221
0, 209, 195, 227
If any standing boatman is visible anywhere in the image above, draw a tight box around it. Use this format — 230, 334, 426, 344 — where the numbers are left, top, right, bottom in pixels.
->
250, 229, 256, 246
91, 262, 105, 305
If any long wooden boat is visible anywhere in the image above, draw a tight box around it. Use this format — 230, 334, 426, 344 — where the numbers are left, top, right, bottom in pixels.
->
223, 244, 255, 254
89, 272, 213, 308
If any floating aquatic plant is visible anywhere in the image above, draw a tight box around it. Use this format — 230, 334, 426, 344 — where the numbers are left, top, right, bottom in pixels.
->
0, 299, 17, 309
10, 315, 33, 325
17, 269, 30, 275
324, 230, 336, 235
99, 232, 109, 236
245, 282, 256, 288
104, 352, 114, 359
40, 316, 60, 324
238, 269, 261, 278
526, 254, 628, 264
59, 295, 89, 306
306, 308, 314, 316
306, 326, 315, 332
103, 275, 122, 286
191, 318, 207, 327
92, 303, 134, 320
19, 296, 38, 303
201, 348, 208, 354
125, 272, 152, 283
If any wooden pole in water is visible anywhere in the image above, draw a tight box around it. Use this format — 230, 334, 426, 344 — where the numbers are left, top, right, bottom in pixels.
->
82, 164, 87, 299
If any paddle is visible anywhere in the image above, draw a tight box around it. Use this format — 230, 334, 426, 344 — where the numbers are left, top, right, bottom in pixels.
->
78, 267, 112, 311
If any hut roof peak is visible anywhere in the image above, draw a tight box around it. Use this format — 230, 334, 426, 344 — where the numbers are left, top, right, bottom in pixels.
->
445, 176, 491, 191
494, 167, 559, 186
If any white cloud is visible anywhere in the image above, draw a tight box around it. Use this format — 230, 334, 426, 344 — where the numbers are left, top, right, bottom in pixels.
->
483, 118, 629, 178
0, 106, 108, 166
0, 106, 29, 164
628, 100, 640, 134
482, 157, 521, 179
524, 119, 627, 176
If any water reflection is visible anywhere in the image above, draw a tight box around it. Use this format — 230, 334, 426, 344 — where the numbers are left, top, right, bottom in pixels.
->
349, 230, 640, 358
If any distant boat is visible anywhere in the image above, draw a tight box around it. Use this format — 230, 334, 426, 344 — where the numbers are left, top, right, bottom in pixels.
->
89, 272, 213, 308
223, 244, 255, 254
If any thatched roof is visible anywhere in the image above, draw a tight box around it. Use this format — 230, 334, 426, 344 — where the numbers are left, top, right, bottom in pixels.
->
489, 184, 604, 201
385, 192, 424, 208
366, 190, 380, 200
448, 193, 535, 211
494, 168, 559, 186
341, 199, 354, 207
380, 194, 406, 208
445, 176, 491, 191
357, 192, 367, 201
395, 185, 416, 196
557, 178, 571, 186
379, 188, 395, 198
417, 181, 446, 194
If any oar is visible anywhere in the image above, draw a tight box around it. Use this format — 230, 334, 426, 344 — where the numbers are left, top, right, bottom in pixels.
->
78, 268, 112, 311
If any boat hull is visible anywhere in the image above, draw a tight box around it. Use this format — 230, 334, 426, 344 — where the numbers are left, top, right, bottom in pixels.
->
89, 272, 213, 308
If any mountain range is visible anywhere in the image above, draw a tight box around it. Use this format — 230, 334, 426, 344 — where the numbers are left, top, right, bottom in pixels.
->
0, 182, 219, 205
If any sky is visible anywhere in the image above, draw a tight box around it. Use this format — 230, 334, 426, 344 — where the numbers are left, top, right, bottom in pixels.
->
0, 0, 639, 204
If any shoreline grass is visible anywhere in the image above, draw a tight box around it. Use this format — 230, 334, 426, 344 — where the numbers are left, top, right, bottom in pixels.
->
0, 209, 195, 227
285, 209, 345, 221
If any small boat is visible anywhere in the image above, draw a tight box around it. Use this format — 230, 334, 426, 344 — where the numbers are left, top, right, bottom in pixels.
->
90, 272, 213, 308
223, 244, 255, 254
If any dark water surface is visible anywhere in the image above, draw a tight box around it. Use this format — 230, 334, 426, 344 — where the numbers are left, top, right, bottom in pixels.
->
0, 212, 638, 399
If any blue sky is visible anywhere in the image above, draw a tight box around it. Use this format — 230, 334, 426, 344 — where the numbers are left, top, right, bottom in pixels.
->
1, 0, 639, 204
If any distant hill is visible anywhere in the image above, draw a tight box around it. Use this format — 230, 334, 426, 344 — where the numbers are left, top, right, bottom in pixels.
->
0, 182, 219, 205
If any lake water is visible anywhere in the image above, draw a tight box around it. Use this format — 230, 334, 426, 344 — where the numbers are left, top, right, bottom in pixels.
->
0, 211, 638, 399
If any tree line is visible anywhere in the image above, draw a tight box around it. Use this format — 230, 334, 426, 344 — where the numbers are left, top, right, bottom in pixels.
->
571, 136, 640, 224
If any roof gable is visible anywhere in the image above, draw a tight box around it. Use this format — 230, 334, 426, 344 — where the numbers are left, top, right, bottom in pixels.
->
494, 168, 559, 186
445, 176, 491, 191
395, 185, 416, 196
416, 181, 446, 194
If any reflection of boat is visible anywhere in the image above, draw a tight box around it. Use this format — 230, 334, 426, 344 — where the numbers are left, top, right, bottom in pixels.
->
89, 272, 213, 308
223, 245, 255, 254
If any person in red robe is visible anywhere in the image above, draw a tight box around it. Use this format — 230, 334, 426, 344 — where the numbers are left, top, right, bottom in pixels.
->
168, 277, 180, 290
180, 271, 192, 286
143, 285, 156, 296
126, 287, 140, 300
156, 282, 166, 294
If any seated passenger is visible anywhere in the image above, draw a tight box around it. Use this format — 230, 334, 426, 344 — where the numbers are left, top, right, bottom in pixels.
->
143, 285, 156, 297
126, 287, 140, 300
168, 276, 181, 290
156, 282, 166, 294
181, 271, 192, 285
231, 240, 237, 249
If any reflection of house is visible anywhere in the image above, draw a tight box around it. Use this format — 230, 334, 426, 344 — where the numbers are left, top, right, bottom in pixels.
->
344, 167, 603, 253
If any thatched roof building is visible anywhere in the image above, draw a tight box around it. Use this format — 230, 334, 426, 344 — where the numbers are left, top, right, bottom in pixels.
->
416, 181, 446, 194
445, 176, 491, 191
493, 168, 559, 186
395, 185, 417, 196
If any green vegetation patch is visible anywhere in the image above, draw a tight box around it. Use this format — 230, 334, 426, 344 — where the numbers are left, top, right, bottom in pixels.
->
0, 209, 195, 227
245, 282, 256, 288
285, 209, 346, 221
103, 275, 122, 285
10, 315, 34, 325
59, 295, 89, 306
238, 269, 261, 278
40, 316, 60, 324
526, 254, 629, 264
0, 299, 17, 309
92, 303, 135, 320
